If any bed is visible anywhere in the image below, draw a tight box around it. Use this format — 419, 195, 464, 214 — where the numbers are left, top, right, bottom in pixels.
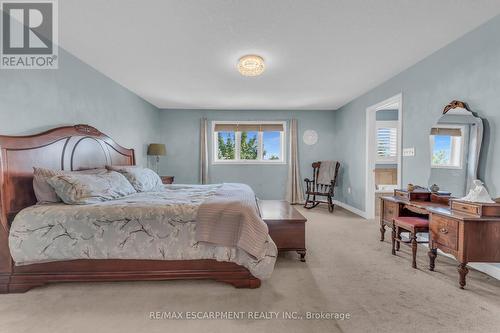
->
0, 125, 275, 293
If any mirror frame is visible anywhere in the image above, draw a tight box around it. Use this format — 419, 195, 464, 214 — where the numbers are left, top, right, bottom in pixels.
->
434, 100, 484, 194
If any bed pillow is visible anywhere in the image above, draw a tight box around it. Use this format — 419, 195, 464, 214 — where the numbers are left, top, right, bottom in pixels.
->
47, 170, 136, 205
33, 168, 65, 203
33, 167, 107, 204
106, 165, 163, 192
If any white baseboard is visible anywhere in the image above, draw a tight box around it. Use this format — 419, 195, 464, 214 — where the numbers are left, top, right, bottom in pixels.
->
437, 249, 500, 281
423, 242, 500, 281
333, 200, 368, 219
468, 263, 500, 281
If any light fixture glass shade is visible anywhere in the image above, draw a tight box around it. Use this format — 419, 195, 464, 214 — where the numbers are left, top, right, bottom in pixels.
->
238, 55, 265, 76
147, 143, 166, 156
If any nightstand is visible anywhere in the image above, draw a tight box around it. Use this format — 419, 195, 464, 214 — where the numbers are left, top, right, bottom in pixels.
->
160, 176, 174, 184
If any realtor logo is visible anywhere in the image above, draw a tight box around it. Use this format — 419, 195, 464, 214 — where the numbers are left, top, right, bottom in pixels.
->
1, 0, 58, 69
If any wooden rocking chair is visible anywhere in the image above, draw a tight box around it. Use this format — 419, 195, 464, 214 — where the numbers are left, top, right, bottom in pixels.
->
304, 161, 340, 212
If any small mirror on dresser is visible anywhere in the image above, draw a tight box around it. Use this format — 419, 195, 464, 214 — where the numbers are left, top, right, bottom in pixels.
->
428, 100, 484, 197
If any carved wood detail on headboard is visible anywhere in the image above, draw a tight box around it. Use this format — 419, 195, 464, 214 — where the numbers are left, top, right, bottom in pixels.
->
74, 124, 102, 136
0, 125, 135, 228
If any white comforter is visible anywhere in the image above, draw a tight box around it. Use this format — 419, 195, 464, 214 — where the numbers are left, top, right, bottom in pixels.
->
9, 184, 277, 279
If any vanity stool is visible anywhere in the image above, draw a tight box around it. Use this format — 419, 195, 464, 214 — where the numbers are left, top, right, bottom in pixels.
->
392, 216, 429, 269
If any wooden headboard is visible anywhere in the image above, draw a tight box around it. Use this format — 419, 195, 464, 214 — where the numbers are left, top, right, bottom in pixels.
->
0, 125, 135, 227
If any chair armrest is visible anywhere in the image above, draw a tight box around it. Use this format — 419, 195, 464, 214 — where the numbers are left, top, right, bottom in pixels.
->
304, 178, 313, 183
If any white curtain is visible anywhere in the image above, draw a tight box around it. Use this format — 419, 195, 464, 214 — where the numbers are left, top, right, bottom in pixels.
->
199, 118, 208, 184
286, 119, 304, 204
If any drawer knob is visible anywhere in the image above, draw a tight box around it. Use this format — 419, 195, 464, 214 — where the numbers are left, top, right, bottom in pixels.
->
439, 228, 448, 234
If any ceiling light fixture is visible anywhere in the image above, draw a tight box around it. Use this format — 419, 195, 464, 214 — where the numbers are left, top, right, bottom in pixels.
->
238, 55, 265, 77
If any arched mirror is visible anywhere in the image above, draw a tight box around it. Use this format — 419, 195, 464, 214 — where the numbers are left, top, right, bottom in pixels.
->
428, 101, 483, 197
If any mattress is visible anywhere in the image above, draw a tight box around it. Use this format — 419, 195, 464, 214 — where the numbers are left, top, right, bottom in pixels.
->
8, 184, 277, 279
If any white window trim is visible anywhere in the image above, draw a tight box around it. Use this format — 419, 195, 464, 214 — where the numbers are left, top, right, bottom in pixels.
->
212, 120, 287, 165
375, 120, 398, 164
430, 125, 465, 170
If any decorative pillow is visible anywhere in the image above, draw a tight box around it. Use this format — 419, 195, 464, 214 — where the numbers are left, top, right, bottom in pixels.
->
33, 167, 107, 204
106, 165, 163, 192
33, 168, 65, 203
47, 170, 136, 205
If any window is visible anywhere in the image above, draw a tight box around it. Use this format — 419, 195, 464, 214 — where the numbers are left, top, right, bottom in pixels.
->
430, 126, 464, 169
213, 121, 286, 164
216, 131, 235, 160
376, 121, 398, 163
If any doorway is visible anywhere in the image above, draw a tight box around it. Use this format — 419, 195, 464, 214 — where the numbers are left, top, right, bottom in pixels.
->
365, 93, 403, 219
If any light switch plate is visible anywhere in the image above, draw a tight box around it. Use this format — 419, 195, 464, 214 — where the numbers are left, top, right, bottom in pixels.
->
403, 148, 415, 157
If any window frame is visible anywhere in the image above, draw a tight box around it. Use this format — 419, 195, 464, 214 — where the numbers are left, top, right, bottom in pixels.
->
212, 120, 287, 165
430, 125, 465, 170
375, 120, 398, 164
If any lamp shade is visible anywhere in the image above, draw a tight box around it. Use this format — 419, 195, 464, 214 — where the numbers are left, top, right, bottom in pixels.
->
147, 143, 166, 156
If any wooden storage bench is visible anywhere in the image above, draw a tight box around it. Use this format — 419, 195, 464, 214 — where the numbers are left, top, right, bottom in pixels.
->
258, 200, 307, 262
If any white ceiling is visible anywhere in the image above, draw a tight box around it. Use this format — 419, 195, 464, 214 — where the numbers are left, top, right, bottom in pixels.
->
59, 1, 500, 110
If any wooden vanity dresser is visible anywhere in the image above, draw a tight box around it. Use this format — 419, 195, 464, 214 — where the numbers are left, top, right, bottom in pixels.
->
380, 189, 450, 242
380, 189, 500, 289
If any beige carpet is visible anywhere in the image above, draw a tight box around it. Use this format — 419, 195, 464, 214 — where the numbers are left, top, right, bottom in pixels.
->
1, 206, 499, 333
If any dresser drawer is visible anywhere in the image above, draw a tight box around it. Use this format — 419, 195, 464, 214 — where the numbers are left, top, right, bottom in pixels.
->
451, 201, 480, 216
394, 190, 409, 201
430, 215, 459, 250
382, 201, 399, 223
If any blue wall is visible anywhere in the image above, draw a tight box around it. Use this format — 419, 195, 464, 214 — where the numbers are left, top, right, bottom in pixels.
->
333, 15, 500, 211
0, 48, 159, 165
158, 110, 335, 199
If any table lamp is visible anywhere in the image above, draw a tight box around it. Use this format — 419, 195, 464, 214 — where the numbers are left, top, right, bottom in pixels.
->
147, 143, 166, 173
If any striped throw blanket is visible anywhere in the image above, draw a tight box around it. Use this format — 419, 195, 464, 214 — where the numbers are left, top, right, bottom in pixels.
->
317, 160, 337, 185
195, 183, 269, 259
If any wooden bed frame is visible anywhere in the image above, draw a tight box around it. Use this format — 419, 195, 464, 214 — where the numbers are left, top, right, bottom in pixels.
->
0, 125, 260, 293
